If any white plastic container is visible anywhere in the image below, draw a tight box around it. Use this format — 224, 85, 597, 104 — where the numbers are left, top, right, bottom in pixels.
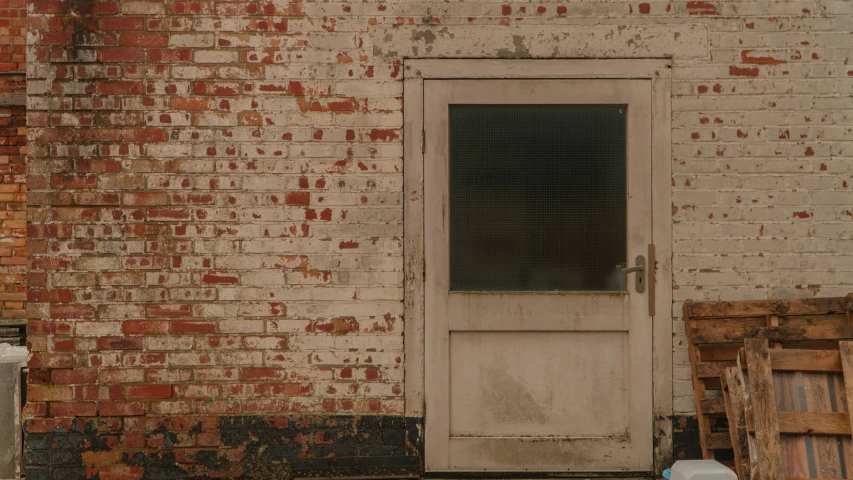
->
670, 460, 738, 480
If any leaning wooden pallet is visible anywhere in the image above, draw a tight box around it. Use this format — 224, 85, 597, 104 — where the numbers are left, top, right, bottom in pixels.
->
684, 295, 853, 462
725, 338, 853, 480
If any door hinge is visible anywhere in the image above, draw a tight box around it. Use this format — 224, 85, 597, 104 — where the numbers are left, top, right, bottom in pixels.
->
421, 129, 425, 154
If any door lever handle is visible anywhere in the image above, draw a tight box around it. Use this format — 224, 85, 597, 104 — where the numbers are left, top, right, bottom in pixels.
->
619, 255, 646, 293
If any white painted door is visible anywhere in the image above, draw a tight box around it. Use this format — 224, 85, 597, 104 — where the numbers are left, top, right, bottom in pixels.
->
424, 79, 654, 472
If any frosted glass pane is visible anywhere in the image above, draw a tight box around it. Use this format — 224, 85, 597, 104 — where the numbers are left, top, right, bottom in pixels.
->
449, 105, 627, 292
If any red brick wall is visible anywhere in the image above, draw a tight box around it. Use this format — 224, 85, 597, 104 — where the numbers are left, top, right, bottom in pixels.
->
0, 0, 25, 337
0, 0, 25, 73
0, 104, 26, 330
23, 0, 853, 476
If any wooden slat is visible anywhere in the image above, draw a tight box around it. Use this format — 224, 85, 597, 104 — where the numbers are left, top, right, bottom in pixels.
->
746, 412, 851, 435
737, 348, 842, 373
684, 305, 717, 459
722, 366, 751, 480
701, 396, 726, 415
691, 314, 849, 333
750, 324, 853, 343
690, 324, 753, 344
686, 297, 853, 318
689, 318, 763, 344
704, 432, 734, 450
745, 338, 785, 480
696, 361, 737, 378
699, 345, 741, 362
690, 315, 850, 345
697, 323, 853, 344
803, 372, 841, 478
838, 341, 853, 441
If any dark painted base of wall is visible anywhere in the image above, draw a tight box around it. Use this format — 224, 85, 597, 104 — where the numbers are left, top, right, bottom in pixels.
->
671, 415, 703, 462
25, 415, 704, 479
25, 415, 422, 480
671, 415, 734, 464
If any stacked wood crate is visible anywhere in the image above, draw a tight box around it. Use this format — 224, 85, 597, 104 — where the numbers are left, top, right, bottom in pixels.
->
685, 294, 853, 480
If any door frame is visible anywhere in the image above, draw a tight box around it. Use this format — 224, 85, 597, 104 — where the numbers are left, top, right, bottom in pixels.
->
402, 59, 674, 474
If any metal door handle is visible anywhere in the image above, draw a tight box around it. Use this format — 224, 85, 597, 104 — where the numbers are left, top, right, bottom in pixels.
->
620, 255, 645, 293
620, 265, 644, 274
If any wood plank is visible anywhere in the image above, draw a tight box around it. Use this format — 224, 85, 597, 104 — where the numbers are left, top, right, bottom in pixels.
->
838, 342, 853, 442
690, 314, 848, 338
686, 297, 853, 319
803, 371, 841, 479
699, 345, 741, 362
746, 412, 851, 435
690, 325, 753, 344
690, 318, 763, 344
744, 338, 785, 480
748, 324, 853, 343
722, 366, 751, 480
697, 323, 853, 344
704, 432, 734, 450
701, 396, 726, 415
784, 374, 817, 477
780, 314, 850, 327
684, 306, 717, 460
737, 349, 843, 373
697, 361, 737, 379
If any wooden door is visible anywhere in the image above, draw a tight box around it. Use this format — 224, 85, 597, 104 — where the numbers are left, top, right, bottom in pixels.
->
424, 79, 654, 472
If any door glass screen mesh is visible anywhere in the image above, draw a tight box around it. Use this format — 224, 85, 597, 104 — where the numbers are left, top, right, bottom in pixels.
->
449, 105, 627, 292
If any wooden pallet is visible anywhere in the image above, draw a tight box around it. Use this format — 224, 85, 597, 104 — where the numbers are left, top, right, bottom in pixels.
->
684, 295, 853, 461
725, 339, 853, 480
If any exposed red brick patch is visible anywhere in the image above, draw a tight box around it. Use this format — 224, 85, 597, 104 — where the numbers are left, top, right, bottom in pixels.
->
686, 1, 716, 14
729, 65, 759, 77
285, 191, 310, 205
201, 273, 239, 284
741, 49, 786, 65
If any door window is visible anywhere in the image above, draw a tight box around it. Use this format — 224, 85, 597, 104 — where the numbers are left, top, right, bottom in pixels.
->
448, 105, 628, 292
